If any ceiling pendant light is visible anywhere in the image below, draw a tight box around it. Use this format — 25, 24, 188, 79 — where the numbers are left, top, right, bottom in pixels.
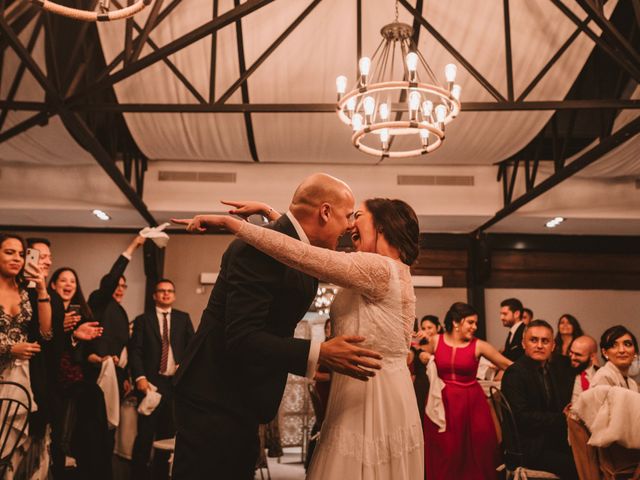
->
335, 1, 461, 159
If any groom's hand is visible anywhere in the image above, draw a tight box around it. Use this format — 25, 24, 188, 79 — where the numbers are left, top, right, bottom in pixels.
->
318, 335, 383, 382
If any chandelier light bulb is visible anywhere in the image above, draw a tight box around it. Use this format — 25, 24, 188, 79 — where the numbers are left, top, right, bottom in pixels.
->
359, 57, 371, 76
380, 128, 390, 150
363, 96, 376, 116
421, 100, 433, 117
451, 84, 462, 101
346, 97, 356, 113
435, 104, 447, 123
409, 91, 421, 111
406, 52, 419, 72
445, 63, 457, 83
336, 75, 347, 94
352, 113, 363, 131
379, 102, 390, 120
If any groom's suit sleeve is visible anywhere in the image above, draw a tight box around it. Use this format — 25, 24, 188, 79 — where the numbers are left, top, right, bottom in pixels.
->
223, 241, 311, 377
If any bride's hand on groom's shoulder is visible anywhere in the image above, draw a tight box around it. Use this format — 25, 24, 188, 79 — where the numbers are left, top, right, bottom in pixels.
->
318, 335, 383, 382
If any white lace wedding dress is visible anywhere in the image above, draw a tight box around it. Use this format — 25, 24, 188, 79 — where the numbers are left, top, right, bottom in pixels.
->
236, 221, 424, 480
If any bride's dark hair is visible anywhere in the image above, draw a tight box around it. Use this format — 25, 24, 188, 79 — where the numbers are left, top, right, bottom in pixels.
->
364, 198, 419, 266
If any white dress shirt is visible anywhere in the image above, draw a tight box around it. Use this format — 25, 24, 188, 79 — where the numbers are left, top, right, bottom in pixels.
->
285, 211, 320, 380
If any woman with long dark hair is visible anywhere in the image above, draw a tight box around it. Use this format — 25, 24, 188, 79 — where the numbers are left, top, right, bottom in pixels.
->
422, 302, 512, 480
555, 314, 584, 357
173, 196, 424, 479
0, 233, 52, 476
47, 267, 106, 479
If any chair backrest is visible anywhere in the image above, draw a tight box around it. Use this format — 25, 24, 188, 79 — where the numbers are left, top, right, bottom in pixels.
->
0, 380, 32, 474
490, 386, 525, 471
307, 383, 325, 427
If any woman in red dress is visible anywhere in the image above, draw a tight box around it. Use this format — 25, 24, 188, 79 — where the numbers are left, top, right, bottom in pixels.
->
423, 302, 512, 480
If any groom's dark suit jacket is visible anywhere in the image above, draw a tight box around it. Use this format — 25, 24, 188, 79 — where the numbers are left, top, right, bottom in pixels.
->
174, 215, 318, 424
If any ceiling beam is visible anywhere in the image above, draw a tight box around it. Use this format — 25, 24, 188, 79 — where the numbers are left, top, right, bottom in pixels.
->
0, 15, 157, 226
575, 0, 640, 67
67, 0, 275, 105
57, 99, 640, 113
473, 114, 640, 234
399, 0, 507, 102
550, 0, 640, 83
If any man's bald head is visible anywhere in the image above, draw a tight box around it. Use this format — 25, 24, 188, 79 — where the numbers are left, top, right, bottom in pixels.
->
290, 173, 353, 213
289, 173, 355, 250
569, 335, 599, 370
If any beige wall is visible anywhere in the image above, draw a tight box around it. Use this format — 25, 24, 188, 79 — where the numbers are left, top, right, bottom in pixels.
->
14, 231, 146, 320
163, 234, 235, 328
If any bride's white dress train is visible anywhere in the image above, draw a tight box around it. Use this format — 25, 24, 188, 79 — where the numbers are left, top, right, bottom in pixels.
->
235, 222, 424, 480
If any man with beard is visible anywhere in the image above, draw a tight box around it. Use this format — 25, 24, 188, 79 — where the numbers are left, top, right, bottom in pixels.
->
568, 335, 599, 404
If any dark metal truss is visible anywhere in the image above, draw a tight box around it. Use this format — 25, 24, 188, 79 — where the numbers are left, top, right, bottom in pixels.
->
0, 0, 638, 227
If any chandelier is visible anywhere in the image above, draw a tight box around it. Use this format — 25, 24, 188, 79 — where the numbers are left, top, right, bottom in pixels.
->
335, 3, 461, 159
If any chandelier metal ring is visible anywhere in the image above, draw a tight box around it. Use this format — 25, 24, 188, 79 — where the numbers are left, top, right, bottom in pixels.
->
336, 81, 461, 127
351, 120, 443, 158
31, 0, 151, 22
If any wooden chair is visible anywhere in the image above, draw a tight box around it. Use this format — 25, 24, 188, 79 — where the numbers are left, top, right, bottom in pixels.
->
489, 386, 559, 480
0, 381, 32, 477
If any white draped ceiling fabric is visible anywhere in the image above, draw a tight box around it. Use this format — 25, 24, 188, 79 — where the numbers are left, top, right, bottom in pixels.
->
97, 0, 618, 166
0, 19, 96, 166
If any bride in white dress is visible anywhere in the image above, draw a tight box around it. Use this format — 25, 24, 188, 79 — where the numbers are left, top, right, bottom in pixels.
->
174, 198, 424, 479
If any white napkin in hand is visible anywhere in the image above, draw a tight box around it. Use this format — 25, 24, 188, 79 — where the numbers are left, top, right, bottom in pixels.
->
137, 383, 162, 416
97, 357, 120, 429
139, 222, 171, 248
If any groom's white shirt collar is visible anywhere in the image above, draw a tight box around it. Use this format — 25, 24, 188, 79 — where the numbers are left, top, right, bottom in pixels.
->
285, 211, 319, 379
286, 211, 310, 245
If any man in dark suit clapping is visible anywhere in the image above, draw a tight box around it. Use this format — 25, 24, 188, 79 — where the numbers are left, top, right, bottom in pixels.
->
129, 278, 194, 478
502, 319, 577, 479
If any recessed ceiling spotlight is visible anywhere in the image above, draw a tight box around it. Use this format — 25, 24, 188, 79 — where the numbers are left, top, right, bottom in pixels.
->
92, 209, 111, 221
545, 216, 565, 228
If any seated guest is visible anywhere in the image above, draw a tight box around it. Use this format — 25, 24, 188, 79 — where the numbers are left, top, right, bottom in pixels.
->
522, 307, 533, 325
591, 325, 638, 391
129, 278, 194, 478
500, 298, 526, 361
555, 314, 583, 357
502, 319, 578, 480
568, 335, 599, 404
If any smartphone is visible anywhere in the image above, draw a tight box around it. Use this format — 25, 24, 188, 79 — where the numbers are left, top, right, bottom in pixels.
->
68, 304, 81, 315
24, 248, 40, 279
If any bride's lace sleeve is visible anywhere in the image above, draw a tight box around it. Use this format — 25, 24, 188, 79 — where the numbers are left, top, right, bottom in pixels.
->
236, 221, 391, 299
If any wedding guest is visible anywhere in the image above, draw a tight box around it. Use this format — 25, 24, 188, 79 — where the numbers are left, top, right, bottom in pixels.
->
500, 298, 525, 361
130, 278, 193, 478
555, 314, 584, 357
0, 233, 52, 476
591, 325, 638, 391
501, 320, 577, 479
412, 315, 440, 425
86, 235, 145, 479
522, 307, 534, 325
568, 335, 599, 404
423, 302, 512, 479
48, 267, 106, 479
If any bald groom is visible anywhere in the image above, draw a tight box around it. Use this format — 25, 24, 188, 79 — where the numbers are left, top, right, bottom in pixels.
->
172, 173, 383, 479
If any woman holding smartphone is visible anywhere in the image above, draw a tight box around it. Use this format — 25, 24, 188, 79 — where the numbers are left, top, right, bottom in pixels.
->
48, 267, 105, 479
0, 233, 52, 476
